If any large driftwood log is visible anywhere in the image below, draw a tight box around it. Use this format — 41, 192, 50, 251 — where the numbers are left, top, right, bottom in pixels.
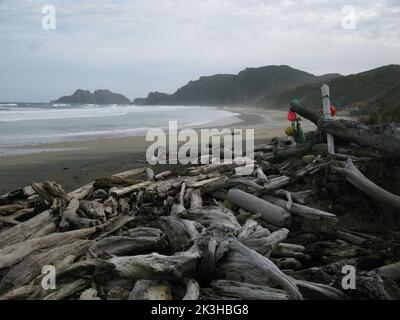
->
95, 215, 134, 240
210, 280, 289, 300
108, 246, 200, 281
31, 181, 69, 205
69, 183, 94, 200
79, 200, 106, 222
216, 239, 302, 300
43, 279, 89, 300
227, 189, 291, 227
237, 219, 289, 256
0, 240, 92, 294
90, 228, 167, 256
291, 259, 400, 300
374, 261, 400, 282
60, 198, 101, 230
179, 206, 241, 234
294, 279, 349, 300
68, 167, 146, 200
110, 181, 152, 198
0, 226, 97, 269
0, 210, 53, 248
290, 101, 400, 157
157, 216, 200, 252
262, 195, 337, 221
260, 145, 312, 164
333, 158, 400, 210
0, 204, 27, 216
237, 219, 271, 255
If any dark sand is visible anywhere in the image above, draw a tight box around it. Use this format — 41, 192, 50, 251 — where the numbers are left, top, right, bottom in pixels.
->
0, 108, 315, 193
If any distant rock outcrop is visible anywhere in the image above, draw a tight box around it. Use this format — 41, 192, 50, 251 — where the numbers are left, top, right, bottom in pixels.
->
133, 65, 339, 106
53, 89, 131, 105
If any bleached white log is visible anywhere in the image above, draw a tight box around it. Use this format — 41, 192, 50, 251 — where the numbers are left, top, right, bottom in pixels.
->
110, 181, 152, 197
0, 226, 97, 269
227, 189, 291, 227
262, 195, 337, 221
108, 247, 200, 281
180, 206, 241, 234
211, 280, 289, 300
0, 210, 53, 248
216, 240, 302, 300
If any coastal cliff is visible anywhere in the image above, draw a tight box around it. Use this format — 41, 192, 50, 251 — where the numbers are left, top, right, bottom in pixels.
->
53, 89, 131, 105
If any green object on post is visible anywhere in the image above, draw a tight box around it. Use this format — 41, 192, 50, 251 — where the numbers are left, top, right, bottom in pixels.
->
294, 120, 306, 145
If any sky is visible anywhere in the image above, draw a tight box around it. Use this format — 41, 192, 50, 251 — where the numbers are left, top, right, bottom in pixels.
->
0, 0, 399, 102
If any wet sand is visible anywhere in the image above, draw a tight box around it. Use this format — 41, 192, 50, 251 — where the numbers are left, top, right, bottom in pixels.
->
0, 107, 316, 193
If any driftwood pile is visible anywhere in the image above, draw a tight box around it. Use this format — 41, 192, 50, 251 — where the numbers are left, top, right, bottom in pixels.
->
1, 106, 400, 300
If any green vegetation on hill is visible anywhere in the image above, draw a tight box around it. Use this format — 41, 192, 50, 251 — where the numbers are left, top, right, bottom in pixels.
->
256, 65, 400, 118
133, 65, 336, 106
365, 101, 400, 124
134, 64, 400, 123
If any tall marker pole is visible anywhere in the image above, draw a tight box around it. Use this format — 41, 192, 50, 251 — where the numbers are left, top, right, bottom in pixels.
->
321, 84, 335, 154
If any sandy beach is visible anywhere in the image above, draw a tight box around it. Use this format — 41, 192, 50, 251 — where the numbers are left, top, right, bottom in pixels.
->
0, 107, 316, 193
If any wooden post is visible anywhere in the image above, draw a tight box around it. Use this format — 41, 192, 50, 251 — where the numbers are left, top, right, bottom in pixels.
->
321, 84, 335, 154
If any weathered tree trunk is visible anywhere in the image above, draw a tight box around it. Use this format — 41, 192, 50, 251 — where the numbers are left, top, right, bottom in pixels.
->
333, 158, 400, 210
216, 239, 302, 300
90, 228, 167, 256
108, 246, 200, 281
0, 210, 53, 248
79, 200, 106, 222
262, 195, 337, 221
110, 181, 152, 198
210, 280, 289, 300
43, 279, 89, 300
0, 226, 97, 269
227, 189, 291, 227
290, 101, 400, 157
0, 240, 92, 294
179, 206, 241, 234
294, 279, 349, 300
374, 261, 400, 282
157, 216, 200, 252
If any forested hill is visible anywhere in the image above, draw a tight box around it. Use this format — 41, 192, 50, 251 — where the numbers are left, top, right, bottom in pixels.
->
134, 65, 340, 106
255, 65, 400, 117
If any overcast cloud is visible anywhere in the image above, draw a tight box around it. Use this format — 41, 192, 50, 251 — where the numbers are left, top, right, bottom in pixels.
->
0, 0, 399, 102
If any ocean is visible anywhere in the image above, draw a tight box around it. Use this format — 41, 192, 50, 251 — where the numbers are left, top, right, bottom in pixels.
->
0, 103, 239, 156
